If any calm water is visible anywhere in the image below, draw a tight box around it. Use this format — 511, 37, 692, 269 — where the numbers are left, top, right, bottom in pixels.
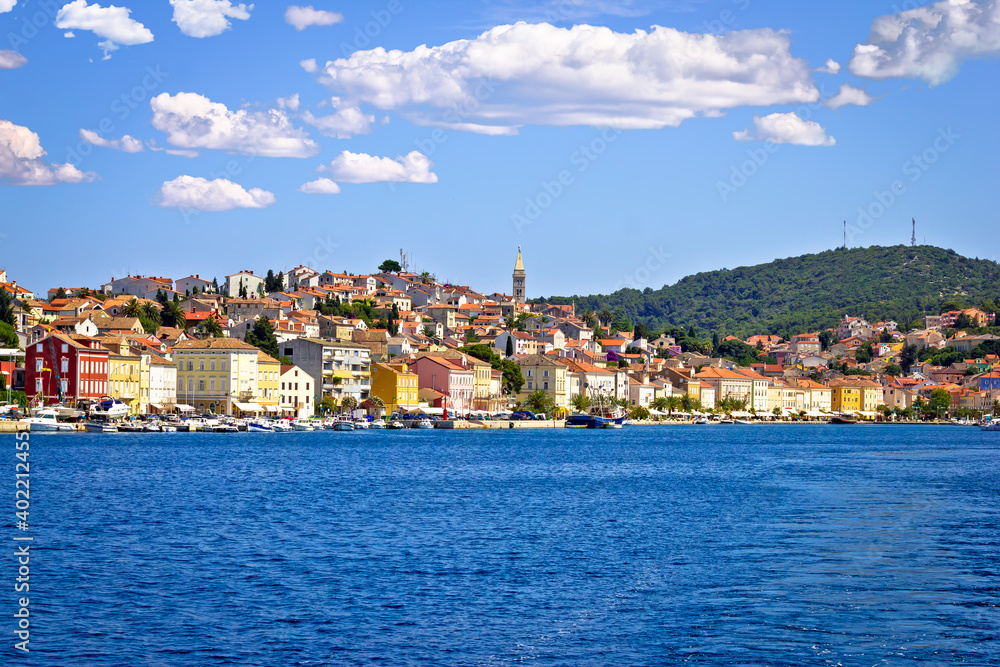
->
6, 425, 1000, 666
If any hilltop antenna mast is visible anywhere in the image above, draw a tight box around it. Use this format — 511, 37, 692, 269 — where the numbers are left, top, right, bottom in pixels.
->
842, 221, 846, 249
911, 218, 916, 247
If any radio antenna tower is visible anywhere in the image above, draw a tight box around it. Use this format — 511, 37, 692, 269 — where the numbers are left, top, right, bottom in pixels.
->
911, 218, 916, 247
842, 221, 846, 249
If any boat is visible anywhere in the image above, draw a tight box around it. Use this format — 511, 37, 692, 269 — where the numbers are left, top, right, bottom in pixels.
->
369, 420, 386, 430
719, 419, 735, 424
22, 409, 76, 432
292, 419, 315, 431
271, 419, 293, 432
980, 418, 1000, 432
117, 423, 145, 433
143, 423, 161, 432
695, 417, 710, 425
90, 397, 130, 419
333, 420, 354, 431
353, 419, 369, 429
161, 424, 177, 432
735, 419, 754, 425
414, 418, 434, 429
206, 423, 238, 433
247, 420, 274, 432
387, 420, 406, 430
602, 420, 623, 429
830, 414, 858, 424
84, 421, 118, 433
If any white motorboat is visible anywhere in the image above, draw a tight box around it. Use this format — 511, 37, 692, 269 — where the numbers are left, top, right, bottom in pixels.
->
161, 424, 177, 432
143, 423, 161, 432
387, 420, 406, 430
695, 417, 710, 425
23, 409, 75, 432
333, 420, 354, 431
414, 419, 434, 429
602, 421, 623, 429
735, 419, 754, 425
981, 418, 1000, 432
353, 419, 369, 430
271, 419, 293, 432
247, 420, 274, 432
292, 419, 315, 431
369, 420, 386, 430
90, 397, 130, 419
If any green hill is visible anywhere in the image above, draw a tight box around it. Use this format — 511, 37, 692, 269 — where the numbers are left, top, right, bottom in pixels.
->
537, 246, 1000, 338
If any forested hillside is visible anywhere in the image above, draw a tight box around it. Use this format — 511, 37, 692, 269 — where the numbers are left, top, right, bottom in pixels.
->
537, 246, 1000, 338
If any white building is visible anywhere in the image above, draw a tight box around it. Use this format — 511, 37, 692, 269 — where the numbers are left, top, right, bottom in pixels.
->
148, 355, 177, 410
280, 364, 315, 419
223, 271, 264, 298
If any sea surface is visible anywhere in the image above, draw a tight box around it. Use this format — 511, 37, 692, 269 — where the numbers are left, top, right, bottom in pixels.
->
6, 425, 1000, 666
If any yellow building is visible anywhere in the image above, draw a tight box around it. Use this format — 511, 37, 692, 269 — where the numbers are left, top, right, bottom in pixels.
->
174, 338, 260, 416
371, 361, 420, 414
256, 351, 281, 415
830, 382, 862, 414
103, 337, 142, 415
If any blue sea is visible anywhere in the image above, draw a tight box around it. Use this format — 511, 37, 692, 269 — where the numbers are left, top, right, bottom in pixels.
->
7, 425, 1000, 666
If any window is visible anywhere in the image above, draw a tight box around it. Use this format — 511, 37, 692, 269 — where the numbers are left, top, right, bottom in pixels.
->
198, 378, 205, 392
527, 381, 533, 390
36, 343, 42, 353
61, 344, 68, 353
188, 378, 195, 394
543, 370, 549, 378
199, 360, 205, 371
187, 361, 193, 371
221, 360, 227, 371
35, 359, 42, 372
35, 378, 42, 392
543, 382, 549, 390
210, 359, 216, 371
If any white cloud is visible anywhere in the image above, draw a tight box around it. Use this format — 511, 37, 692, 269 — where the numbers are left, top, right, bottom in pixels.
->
158, 175, 275, 211
285, 5, 342, 31
298, 177, 341, 194
150, 92, 319, 158
64, 31, 75, 37
320, 150, 438, 184
0, 50, 27, 69
54, 1, 154, 60
816, 58, 840, 74
0, 1, 16, 13
850, 0, 1000, 85
302, 102, 374, 139
80, 128, 144, 152
300, 58, 318, 73
311, 22, 820, 133
0, 119, 96, 186
824, 84, 874, 110
733, 112, 835, 147
168, 0, 252, 38
276, 93, 300, 111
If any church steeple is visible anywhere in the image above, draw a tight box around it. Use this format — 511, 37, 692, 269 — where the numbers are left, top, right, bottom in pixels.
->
512, 246, 526, 305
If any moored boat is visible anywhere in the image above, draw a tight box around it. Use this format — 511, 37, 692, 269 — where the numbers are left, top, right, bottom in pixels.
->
414, 418, 434, 429
333, 420, 354, 431
830, 414, 858, 424
22, 409, 75, 432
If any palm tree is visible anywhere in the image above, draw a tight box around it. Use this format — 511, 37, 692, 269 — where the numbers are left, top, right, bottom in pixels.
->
571, 393, 592, 413
160, 301, 184, 328
199, 318, 223, 338
121, 297, 142, 317
524, 390, 552, 414
597, 307, 614, 327
650, 396, 668, 413
140, 301, 161, 325
666, 395, 682, 416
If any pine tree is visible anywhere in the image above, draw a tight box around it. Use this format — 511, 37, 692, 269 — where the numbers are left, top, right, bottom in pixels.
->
505, 335, 514, 357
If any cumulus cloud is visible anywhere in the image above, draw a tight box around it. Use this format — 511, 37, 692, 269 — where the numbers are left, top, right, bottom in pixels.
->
298, 177, 341, 194
816, 58, 840, 74
300, 58, 318, 73
302, 102, 374, 139
310, 22, 820, 134
158, 175, 275, 211
276, 93, 300, 111
0, 1, 16, 13
285, 5, 342, 31
824, 84, 874, 110
0, 119, 96, 185
54, 0, 154, 60
80, 128, 144, 152
850, 0, 1000, 85
150, 92, 319, 158
320, 150, 437, 184
169, 0, 252, 38
0, 50, 27, 69
733, 112, 835, 147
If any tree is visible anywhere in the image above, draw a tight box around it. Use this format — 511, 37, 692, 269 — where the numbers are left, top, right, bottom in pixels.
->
419, 271, 432, 284
160, 301, 184, 328
571, 393, 592, 413
318, 397, 337, 414
0, 290, 15, 327
712, 331, 721, 352
52, 287, 68, 302
199, 318, 223, 338
899, 344, 918, 373
340, 396, 358, 412
687, 325, 697, 339
954, 313, 974, 330
245, 317, 279, 358
629, 405, 650, 420
390, 303, 400, 335
650, 396, 668, 414
279, 355, 292, 366
633, 322, 651, 341
505, 335, 514, 357
0, 321, 19, 348
155, 289, 168, 305
884, 363, 902, 377
928, 388, 952, 419
121, 298, 142, 317
597, 307, 614, 327
524, 390, 552, 414
378, 259, 402, 274
772, 406, 782, 418
140, 301, 161, 325
264, 269, 284, 293
818, 330, 836, 351
855, 342, 874, 364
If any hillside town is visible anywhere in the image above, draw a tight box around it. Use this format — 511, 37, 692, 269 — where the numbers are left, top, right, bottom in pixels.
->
1, 247, 998, 424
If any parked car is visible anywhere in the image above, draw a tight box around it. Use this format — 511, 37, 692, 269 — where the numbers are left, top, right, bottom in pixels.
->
511, 410, 536, 420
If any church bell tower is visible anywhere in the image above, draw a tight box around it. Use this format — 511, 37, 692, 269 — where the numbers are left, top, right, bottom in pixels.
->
512, 246, 526, 305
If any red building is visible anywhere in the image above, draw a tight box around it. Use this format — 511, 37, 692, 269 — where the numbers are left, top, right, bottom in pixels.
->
26, 333, 109, 404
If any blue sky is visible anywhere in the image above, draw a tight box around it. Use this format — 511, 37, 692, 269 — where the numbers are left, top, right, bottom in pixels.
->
1, 0, 998, 298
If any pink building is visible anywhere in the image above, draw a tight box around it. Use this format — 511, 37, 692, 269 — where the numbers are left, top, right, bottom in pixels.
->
411, 356, 475, 414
